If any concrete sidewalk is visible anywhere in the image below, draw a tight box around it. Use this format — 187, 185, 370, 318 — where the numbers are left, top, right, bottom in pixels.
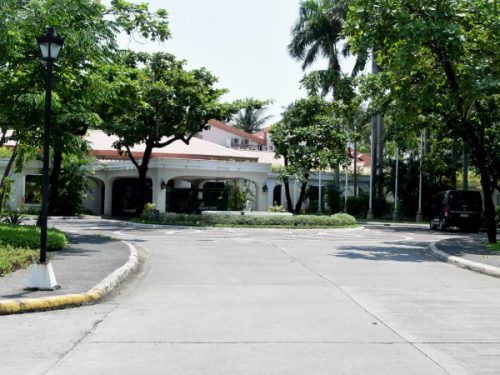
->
0, 232, 138, 314
362, 221, 500, 278
430, 235, 500, 278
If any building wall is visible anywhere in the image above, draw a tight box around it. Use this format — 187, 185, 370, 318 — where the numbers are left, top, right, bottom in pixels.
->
199, 126, 263, 149
3, 158, 496, 216
198, 126, 230, 147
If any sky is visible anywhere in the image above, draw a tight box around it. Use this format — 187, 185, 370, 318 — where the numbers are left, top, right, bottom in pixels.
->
117, 0, 356, 126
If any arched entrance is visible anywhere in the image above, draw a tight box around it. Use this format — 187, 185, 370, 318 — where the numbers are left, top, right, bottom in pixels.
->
162, 177, 260, 213
112, 178, 152, 217
273, 184, 282, 207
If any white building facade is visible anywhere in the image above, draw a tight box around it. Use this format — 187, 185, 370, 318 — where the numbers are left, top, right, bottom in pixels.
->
1, 124, 371, 216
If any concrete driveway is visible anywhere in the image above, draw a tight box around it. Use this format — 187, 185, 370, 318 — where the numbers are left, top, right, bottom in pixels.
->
1, 219, 499, 374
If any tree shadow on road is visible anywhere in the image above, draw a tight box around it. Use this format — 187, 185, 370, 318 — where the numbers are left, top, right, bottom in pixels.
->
333, 241, 438, 263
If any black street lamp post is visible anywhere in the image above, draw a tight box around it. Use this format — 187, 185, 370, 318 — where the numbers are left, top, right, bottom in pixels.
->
27, 27, 64, 290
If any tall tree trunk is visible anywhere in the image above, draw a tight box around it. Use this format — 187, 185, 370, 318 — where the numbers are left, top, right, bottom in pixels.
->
437, 53, 496, 242
48, 149, 63, 215
0, 128, 7, 145
376, 114, 384, 202
462, 143, 469, 190
450, 141, 457, 189
353, 141, 357, 196
283, 176, 294, 213
294, 181, 308, 214
461, 124, 496, 242
0, 142, 18, 211
368, 114, 378, 217
370, 56, 383, 209
134, 141, 154, 216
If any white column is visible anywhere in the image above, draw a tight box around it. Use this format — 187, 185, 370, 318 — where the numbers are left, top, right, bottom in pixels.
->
103, 177, 113, 216
318, 170, 322, 213
157, 173, 175, 213
281, 184, 285, 206
255, 182, 267, 211
156, 178, 167, 213
293, 177, 298, 207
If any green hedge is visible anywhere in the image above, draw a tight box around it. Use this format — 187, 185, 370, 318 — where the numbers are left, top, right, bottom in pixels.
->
0, 223, 68, 251
136, 212, 357, 227
0, 245, 38, 276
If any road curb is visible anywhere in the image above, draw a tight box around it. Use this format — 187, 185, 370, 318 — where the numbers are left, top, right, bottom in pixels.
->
0, 241, 139, 315
429, 243, 500, 278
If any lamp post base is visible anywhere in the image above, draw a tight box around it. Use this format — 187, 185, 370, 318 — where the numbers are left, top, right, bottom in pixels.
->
26, 262, 60, 291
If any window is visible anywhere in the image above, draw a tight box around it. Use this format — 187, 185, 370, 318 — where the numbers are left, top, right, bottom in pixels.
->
242, 139, 249, 145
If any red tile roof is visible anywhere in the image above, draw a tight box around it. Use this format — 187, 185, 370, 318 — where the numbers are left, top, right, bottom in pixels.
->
207, 119, 267, 145
87, 130, 259, 162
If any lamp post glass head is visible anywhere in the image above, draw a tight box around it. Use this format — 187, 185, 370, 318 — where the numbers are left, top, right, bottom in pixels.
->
37, 27, 64, 61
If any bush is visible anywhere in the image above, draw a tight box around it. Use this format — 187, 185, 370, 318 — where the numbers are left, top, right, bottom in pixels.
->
0, 210, 28, 225
0, 223, 68, 251
268, 205, 286, 213
325, 186, 343, 214
345, 194, 369, 218
228, 181, 246, 211
137, 211, 357, 228
0, 245, 38, 276
143, 203, 157, 212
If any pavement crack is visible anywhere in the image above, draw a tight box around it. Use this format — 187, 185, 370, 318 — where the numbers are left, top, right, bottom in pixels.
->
86, 340, 404, 345
270, 240, 454, 375
41, 306, 119, 375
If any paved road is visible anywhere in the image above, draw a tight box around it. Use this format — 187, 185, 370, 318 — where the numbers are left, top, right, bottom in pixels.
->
2, 219, 499, 374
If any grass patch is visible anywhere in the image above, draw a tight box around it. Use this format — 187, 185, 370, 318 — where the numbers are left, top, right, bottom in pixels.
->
0, 245, 38, 276
486, 242, 500, 252
135, 212, 357, 228
0, 223, 68, 251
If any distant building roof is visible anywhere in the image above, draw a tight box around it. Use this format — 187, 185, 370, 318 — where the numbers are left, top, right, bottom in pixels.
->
243, 150, 284, 166
87, 130, 258, 163
207, 119, 267, 145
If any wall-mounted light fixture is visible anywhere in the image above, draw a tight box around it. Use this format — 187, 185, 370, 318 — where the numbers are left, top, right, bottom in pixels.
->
262, 184, 268, 193
160, 181, 167, 190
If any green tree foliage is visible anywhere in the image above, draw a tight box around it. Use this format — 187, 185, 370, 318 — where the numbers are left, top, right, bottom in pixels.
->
102, 52, 238, 214
270, 96, 348, 213
228, 181, 246, 211
289, 0, 345, 77
0, 0, 169, 214
289, 0, 365, 190
51, 154, 94, 216
232, 101, 272, 133
346, 0, 499, 242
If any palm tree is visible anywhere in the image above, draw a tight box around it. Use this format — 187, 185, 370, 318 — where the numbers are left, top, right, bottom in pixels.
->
289, 0, 350, 95
232, 107, 272, 134
289, 0, 348, 188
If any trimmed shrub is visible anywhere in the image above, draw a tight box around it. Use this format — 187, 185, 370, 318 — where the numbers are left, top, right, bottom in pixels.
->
0, 223, 68, 251
0, 245, 38, 276
137, 211, 357, 228
345, 194, 369, 218
325, 186, 343, 214
268, 205, 286, 212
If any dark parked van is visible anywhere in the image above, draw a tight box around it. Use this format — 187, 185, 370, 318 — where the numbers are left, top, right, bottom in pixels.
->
429, 190, 482, 232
